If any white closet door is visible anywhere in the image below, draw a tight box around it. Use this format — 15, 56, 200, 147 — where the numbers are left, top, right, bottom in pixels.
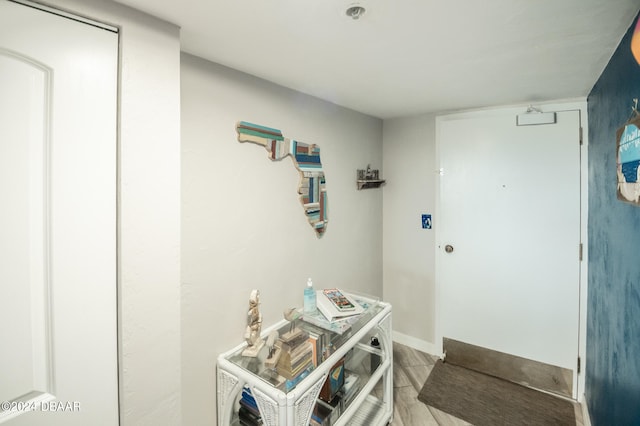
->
0, 1, 118, 424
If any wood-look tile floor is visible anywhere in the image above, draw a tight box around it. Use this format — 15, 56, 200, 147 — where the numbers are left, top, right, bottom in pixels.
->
391, 342, 586, 426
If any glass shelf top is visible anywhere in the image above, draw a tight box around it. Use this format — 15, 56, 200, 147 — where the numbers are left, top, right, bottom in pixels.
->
224, 292, 383, 393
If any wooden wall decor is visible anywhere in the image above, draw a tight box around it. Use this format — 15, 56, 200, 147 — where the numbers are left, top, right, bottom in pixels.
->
236, 121, 328, 237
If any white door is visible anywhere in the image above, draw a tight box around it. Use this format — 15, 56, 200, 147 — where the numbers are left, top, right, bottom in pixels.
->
437, 107, 581, 395
0, 1, 118, 424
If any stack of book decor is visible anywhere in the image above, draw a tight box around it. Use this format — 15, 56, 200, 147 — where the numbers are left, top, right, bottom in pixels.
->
303, 289, 365, 335
275, 327, 314, 391
239, 386, 263, 426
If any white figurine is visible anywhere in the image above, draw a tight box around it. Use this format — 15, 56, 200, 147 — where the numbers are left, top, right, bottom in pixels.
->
242, 289, 265, 357
264, 330, 281, 368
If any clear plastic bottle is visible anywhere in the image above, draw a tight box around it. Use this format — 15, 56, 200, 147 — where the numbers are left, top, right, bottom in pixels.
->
303, 277, 317, 314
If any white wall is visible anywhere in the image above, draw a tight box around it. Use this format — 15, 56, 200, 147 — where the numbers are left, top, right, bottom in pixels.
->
41, 1, 182, 424
181, 53, 383, 425
382, 114, 438, 353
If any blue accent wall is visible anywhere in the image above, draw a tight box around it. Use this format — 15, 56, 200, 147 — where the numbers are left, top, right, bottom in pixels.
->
587, 13, 640, 426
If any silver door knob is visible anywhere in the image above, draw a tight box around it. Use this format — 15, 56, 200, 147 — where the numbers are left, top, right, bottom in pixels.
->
445, 244, 454, 253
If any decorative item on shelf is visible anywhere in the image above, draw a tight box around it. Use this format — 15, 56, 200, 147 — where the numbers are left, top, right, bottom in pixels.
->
283, 307, 302, 322
302, 309, 355, 335
356, 164, 385, 189
242, 289, 265, 357
264, 330, 282, 369
283, 307, 302, 336
277, 308, 315, 379
279, 325, 308, 348
276, 328, 314, 381
316, 288, 364, 321
319, 357, 345, 402
301, 290, 371, 335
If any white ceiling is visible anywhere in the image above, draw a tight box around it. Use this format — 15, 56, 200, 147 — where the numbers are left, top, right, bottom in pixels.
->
114, 0, 639, 119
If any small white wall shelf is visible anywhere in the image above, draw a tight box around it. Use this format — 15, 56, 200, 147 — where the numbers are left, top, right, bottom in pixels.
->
357, 165, 385, 190
357, 179, 386, 190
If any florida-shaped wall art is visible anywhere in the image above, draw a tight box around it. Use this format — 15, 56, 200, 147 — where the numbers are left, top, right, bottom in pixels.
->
236, 121, 328, 237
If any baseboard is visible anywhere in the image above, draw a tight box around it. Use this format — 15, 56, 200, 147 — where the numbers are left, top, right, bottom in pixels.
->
580, 394, 592, 426
392, 331, 440, 356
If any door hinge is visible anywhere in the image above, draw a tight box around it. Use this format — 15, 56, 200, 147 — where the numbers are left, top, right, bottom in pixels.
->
577, 356, 581, 374
579, 243, 583, 261
579, 127, 583, 145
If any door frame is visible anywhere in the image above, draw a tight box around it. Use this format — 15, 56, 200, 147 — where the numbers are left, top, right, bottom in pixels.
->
434, 100, 589, 400
10, 0, 118, 32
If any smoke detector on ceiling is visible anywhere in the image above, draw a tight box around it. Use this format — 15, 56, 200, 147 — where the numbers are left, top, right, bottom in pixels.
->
345, 4, 366, 20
